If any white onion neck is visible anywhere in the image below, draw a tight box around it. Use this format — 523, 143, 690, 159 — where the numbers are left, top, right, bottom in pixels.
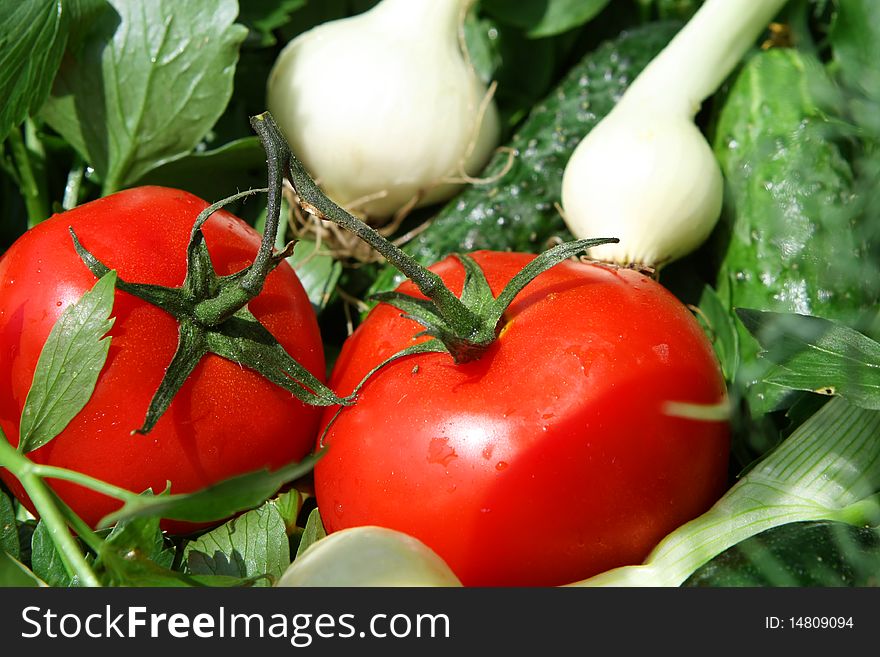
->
368, 0, 469, 40
620, 0, 789, 116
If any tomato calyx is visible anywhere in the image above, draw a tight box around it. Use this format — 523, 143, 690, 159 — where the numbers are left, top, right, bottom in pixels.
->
68, 116, 352, 435
259, 111, 619, 363
370, 241, 620, 362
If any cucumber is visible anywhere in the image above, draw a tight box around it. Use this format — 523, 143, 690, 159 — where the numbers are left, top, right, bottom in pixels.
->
369, 22, 681, 295
711, 49, 876, 412
683, 520, 880, 587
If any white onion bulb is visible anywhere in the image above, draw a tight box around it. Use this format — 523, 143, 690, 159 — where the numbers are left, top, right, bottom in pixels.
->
267, 0, 499, 220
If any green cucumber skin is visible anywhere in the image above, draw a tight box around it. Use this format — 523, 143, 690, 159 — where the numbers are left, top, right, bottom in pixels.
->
684, 520, 880, 587
714, 48, 871, 321
370, 22, 680, 295
712, 49, 875, 412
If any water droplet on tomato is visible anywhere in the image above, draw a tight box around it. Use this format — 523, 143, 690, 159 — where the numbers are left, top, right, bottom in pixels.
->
56, 301, 62, 307
481, 444, 494, 460
427, 437, 457, 466
495, 461, 508, 472
334, 503, 344, 517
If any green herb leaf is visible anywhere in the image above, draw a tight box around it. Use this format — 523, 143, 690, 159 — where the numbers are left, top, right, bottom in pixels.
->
294, 507, 326, 560
482, 0, 611, 38
99, 453, 322, 527
0, 551, 44, 587
41, 0, 248, 194
288, 239, 343, 314
684, 521, 880, 587
184, 499, 289, 586
737, 309, 880, 410
101, 550, 258, 587
238, 0, 306, 47
0, 1, 66, 142
19, 270, 116, 453
135, 136, 267, 203
696, 285, 739, 382
274, 489, 303, 534
462, 13, 501, 85
31, 520, 73, 587
64, 0, 112, 54
102, 553, 259, 588
95, 515, 222, 586
103, 515, 174, 570
0, 489, 19, 559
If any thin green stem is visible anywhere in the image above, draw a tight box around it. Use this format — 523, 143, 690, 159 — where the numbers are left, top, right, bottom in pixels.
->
0, 434, 101, 587
189, 188, 271, 323
29, 463, 142, 504
244, 114, 287, 294
489, 238, 617, 318
20, 473, 101, 586
51, 490, 106, 555
7, 125, 49, 226
62, 156, 86, 210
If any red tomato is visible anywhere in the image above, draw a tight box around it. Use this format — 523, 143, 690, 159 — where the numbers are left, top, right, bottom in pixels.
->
0, 187, 325, 532
315, 251, 729, 586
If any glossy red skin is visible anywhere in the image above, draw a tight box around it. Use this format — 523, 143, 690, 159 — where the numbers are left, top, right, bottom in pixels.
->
0, 187, 325, 533
315, 252, 729, 586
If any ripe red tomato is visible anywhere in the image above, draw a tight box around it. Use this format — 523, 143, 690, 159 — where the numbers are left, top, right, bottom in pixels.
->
0, 187, 325, 532
315, 251, 729, 586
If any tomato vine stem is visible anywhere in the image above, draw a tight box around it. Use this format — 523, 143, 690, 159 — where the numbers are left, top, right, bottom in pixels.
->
7, 123, 49, 228
258, 111, 483, 341
256, 111, 619, 363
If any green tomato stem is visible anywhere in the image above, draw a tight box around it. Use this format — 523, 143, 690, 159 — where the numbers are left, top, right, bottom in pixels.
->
7, 125, 49, 227
260, 109, 618, 362
0, 431, 102, 587
264, 112, 482, 340
62, 156, 86, 211
185, 186, 271, 324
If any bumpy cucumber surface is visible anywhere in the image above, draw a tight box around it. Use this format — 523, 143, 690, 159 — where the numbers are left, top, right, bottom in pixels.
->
712, 48, 875, 412
714, 48, 871, 322
370, 22, 680, 295
684, 520, 880, 587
